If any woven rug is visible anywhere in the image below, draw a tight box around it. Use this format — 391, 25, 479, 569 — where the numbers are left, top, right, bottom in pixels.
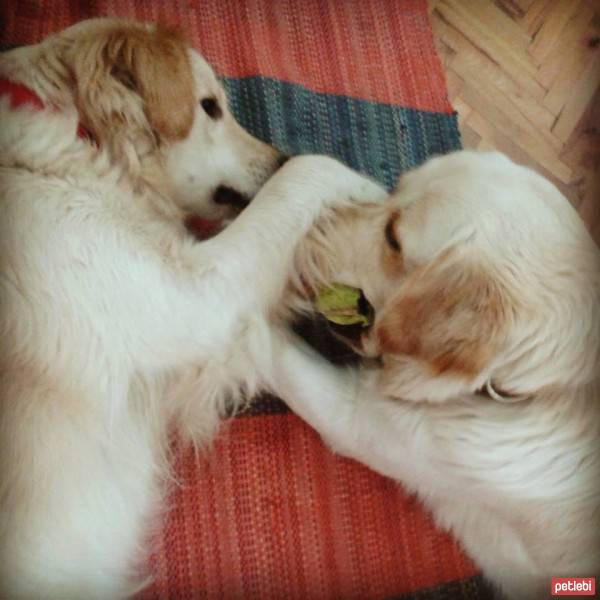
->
1, 2, 493, 599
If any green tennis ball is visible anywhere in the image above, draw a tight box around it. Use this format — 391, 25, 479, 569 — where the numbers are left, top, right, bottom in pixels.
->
315, 284, 373, 327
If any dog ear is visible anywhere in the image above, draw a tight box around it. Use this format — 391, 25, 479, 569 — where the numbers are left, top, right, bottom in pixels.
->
71, 23, 195, 142
375, 247, 511, 397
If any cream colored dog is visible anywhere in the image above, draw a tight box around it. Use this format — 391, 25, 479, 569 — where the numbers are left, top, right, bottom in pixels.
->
269, 151, 600, 599
0, 18, 386, 598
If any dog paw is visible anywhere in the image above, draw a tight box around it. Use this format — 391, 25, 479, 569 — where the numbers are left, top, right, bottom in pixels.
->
352, 176, 388, 204
279, 155, 388, 204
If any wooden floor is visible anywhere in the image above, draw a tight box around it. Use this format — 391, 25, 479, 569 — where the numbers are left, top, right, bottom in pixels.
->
429, 0, 600, 245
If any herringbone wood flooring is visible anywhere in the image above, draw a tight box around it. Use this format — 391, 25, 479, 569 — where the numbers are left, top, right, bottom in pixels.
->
429, 0, 600, 245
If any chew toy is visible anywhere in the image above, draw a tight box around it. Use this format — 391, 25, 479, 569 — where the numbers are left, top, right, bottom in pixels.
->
316, 284, 373, 327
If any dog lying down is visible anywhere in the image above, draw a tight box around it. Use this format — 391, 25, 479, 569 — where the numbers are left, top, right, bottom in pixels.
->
270, 150, 600, 600
0, 18, 387, 598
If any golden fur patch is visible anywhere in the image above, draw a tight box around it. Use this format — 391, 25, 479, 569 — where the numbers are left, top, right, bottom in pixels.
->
71, 22, 195, 143
376, 248, 509, 379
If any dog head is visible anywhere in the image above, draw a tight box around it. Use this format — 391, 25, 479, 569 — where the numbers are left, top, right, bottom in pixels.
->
35, 18, 282, 218
305, 151, 600, 402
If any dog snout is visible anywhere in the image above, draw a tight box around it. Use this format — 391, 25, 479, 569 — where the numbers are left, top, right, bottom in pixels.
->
212, 185, 250, 209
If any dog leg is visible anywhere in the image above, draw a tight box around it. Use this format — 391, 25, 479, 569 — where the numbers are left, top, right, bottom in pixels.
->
199, 156, 387, 309
432, 501, 546, 599
0, 374, 163, 600
159, 157, 387, 441
267, 330, 552, 599
61, 157, 386, 377
265, 329, 438, 489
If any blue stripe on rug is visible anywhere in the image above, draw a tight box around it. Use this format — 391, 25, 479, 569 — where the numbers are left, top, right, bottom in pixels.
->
223, 75, 462, 190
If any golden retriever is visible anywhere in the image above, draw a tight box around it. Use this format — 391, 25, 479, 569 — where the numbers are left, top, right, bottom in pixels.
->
269, 150, 600, 599
0, 18, 386, 598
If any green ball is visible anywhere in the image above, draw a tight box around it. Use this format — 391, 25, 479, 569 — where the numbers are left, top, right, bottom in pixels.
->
315, 284, 372, 327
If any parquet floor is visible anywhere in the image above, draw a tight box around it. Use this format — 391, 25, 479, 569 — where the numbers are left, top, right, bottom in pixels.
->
428, 0, 600, 245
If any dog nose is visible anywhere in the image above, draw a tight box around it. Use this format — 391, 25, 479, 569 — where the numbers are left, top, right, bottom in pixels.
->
213, 185, 250, 209
276, 154, 291, 169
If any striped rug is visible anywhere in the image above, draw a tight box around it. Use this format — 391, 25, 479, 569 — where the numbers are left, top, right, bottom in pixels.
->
0, 2, 493, 599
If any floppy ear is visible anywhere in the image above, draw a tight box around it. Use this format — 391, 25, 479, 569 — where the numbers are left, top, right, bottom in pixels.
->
375, 247, 512, 400
70, 23, 195, 142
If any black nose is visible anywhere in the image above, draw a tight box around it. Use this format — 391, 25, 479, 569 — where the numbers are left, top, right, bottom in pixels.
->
213, 185, 250, 209
276, 154, 291, 169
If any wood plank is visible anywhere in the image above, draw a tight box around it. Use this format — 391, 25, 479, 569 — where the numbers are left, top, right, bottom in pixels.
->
529, 0, 579, 63
433, 15, 555, 133
458, 0, 533, 50
430, 0, 600, 244
552, 54, 600, 142
477, 140, 496, 151
437, 0, 533, 57
427, 0, 442, 14
576, 169, 600, 230
460, 123, 482, 148
561, 130, 600, 172
452, 96, 472, 126
465, 110, 577, 203
520, 0, 552, 36
560, 85, 600, 172
560, 85, 600, 174
435, 0, 545, 100
512, 0, 537, 11
535, 1, 594, 88
461, 57, 555, 132
493, 0, 535, 20
444, 68, 464, 101
592, 224, 600, 248
445, 32, 561, 148
459, 80, 572, 182
543, 23, 600, 115
435, 37, 456, 70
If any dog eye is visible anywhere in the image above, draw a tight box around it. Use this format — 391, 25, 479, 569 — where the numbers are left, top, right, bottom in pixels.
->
200, 97, 222, 120
384, 215, 401, 252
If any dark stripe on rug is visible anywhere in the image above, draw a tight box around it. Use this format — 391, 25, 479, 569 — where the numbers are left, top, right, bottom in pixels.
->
389, 575, 496, 600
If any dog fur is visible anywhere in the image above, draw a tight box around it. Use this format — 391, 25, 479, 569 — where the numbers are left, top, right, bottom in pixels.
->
0, 18, 387, 598
269, 151, 600, 599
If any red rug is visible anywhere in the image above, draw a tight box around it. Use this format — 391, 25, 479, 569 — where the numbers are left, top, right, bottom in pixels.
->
145, 415, 481, 599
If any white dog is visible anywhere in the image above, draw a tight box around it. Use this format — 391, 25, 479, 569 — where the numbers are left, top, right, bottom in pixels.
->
0, 18, 386, 598
269, 151, 600, 599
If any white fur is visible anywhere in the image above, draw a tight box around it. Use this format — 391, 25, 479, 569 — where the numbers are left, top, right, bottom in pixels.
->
0, 19, 387, 599
268, 151, 600, 599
